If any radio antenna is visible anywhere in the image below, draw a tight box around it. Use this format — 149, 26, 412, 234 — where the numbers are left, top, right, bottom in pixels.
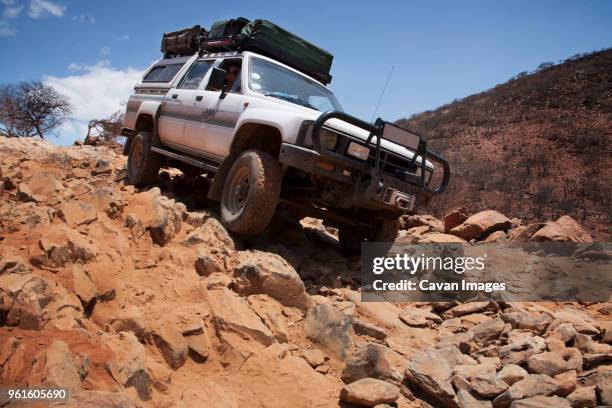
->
371, 65, 395, 122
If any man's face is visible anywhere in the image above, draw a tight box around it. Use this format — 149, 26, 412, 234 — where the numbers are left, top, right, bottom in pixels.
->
227, 66, 240, 82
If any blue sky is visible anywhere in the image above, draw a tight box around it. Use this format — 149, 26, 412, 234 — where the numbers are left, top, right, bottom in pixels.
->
1, 0, 611, 145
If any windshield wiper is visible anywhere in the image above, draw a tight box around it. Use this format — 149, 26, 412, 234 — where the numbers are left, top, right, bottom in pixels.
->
265, 92, 319, 111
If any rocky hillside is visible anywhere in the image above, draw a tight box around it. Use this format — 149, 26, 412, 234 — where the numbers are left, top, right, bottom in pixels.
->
397, 49, 612, 240
0, 137, 611, 408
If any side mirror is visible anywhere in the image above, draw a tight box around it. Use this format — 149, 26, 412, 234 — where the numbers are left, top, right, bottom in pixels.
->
206, 67, 227, 96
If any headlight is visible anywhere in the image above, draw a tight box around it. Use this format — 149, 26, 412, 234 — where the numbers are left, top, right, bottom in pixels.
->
319, 129, 338, 151
347, 142, 370, 161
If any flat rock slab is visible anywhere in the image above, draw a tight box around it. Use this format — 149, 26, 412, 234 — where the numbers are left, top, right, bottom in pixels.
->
340, 378, 400, 407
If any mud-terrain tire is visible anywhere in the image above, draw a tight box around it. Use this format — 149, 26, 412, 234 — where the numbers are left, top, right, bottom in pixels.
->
220, 149, 282, 235
127, 131, 162, 187
338, 218, 399, 254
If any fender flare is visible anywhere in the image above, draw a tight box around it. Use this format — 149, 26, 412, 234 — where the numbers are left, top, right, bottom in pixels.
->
124, 101, 163, 154
207, 118, 286, 202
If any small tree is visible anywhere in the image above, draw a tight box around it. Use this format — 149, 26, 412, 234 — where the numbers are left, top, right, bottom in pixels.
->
0, 81, 71, 139
537, 62, 554, 71
86, 110, 124, 142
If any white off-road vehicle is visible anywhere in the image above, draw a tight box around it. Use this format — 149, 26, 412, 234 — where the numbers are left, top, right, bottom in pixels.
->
122, 23, 449, 252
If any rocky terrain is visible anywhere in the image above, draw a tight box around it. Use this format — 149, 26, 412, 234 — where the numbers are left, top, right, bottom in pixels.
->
397, 49, 612, 240
0, 136, 610, 408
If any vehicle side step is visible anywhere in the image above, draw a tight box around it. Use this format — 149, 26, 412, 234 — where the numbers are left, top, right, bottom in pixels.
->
151, 146, 219, 173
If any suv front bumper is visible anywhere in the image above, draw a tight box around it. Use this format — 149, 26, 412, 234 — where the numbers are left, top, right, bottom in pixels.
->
278, 111, 450, 213
280, 143, 418, 212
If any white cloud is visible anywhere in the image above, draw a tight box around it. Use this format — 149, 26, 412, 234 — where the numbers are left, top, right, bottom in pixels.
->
100, 46, 110, 55
118, 34, 129, 41
3, 5, 21, 18
1, 0, 15, 5
0, 0, 20, 36
43, 61, 144, 144
72, 13, 94, 24
28, 0, 65, 18
0, 19, 16, 36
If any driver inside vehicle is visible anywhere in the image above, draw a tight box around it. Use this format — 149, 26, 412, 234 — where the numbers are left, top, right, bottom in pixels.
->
224, 62, 241, 92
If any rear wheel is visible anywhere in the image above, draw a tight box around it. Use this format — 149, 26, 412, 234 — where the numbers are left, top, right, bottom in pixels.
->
338, 218, 399, 254
127, 131, 162, 187
220, 150, 282, 235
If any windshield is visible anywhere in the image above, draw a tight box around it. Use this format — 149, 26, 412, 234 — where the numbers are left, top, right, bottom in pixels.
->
249, 57, 342, 112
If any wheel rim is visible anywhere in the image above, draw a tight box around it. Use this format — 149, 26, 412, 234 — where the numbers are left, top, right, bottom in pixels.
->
227, 166, 251, 214
130, 139, 144, 175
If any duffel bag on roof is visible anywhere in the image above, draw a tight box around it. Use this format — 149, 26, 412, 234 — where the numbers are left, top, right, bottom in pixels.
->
201, 18, 333, 84
240, 20, 333, 84
161, 25, 207, 57
207, 17, 250, 41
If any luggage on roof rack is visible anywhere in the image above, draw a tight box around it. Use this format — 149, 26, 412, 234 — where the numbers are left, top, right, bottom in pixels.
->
202, 19, 333, 84
207, 17, 250, 42
161, 25, 207, 57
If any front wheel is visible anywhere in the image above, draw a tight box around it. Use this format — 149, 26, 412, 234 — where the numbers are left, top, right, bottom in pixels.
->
338, 219, 399, 254
127, 131, 162, 187
220, 150, 282, 235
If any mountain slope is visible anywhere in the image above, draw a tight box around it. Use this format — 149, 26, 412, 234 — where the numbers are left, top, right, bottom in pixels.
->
397, 49, 612, 239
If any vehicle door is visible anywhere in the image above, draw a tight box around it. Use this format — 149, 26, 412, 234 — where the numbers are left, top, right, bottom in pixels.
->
160, 59, 215, 150
198, 58, 245, 158
148, 61, 188, 146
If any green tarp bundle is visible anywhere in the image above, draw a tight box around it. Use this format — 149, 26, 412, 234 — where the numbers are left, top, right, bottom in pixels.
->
239, 19, 333, 84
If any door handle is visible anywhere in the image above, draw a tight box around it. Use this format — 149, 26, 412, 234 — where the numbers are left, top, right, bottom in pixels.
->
195, 95, 203, 101
171, 94, 178, 99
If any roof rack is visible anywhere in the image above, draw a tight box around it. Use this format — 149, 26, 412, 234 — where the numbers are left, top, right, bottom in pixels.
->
160, 18, 334, 84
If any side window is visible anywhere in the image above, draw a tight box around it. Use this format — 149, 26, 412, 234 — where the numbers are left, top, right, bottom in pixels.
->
143, 64, 183, 83
179, 60, 214, 90
218, 59, 242, 93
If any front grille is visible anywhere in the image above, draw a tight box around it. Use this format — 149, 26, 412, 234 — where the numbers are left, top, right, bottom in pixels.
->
367, 150, 419, 175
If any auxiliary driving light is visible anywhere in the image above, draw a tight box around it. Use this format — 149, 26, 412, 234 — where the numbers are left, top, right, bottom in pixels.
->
347, 142, 370, 161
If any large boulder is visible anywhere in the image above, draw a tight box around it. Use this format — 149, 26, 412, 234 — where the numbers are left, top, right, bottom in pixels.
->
499, 335, 546, 365
566, 386, 597, 408
529, 215, 592, 243
58, 201, 98, 227
304, 303, 355, 360
0, 273, 82, 330
471, 317, 506, 344
550, 308, 600, 336
398, 307, 443, 327
508, 223, 546, 242
72, 264, 97, 309
30, 226, 97, 268
404, 347, 460, 408
205, 288, 274, 354
492, 374, 559, 408
526, 349, 582, 376
341, 343, 393, 384
29, 340, 82, 392
340, 378, 400, 407
501, 310, 552, 334
247, 294, 289, 343
233, 250, 312, 310
444, 206, 470, 233
507, 396, 570, 408
148, 319, 188, 370
400, 214, 444, 232
453, 376, 493, 408
449, 210, 512, 241
497, 364, 529, 386
149, 195, 185, 246
103, 332, 151, 400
